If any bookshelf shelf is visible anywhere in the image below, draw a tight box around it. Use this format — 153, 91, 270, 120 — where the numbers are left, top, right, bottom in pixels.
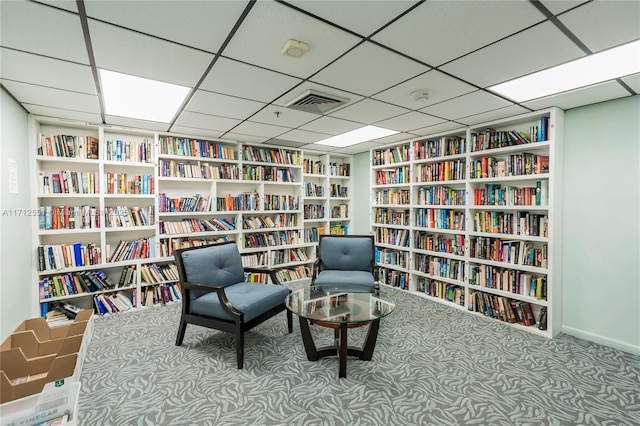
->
370, 107, 563, 338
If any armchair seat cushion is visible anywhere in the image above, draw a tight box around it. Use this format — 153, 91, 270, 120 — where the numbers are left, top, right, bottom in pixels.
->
314, 270, 375, 293
190, 283, 290, 322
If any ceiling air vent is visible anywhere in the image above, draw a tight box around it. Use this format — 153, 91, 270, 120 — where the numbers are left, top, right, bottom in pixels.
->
284, 89, 349, 114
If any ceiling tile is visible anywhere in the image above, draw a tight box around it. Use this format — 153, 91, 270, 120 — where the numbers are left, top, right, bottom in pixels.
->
372, 70, 476, 110
310, 41, 428, 96
264, 138, 307, 148
420, 90, 514, 121
223, 132, 271, 144
1, 1, 88, 64
621, 73, 640, 93
26, 105, 101, 124
201, 58, 302, 103
230, 121, 291, 138
173, 111, 241, 133
301, 143, 334, 152
522, 81, 633, 111
558, 1, 640, 52
441, 21, 586, 88
223, 1, 361, 78
105, 115, 170, 132
286, 0, 419, 37
249, 104, 318, 128
34, 1, 78, 13
272, 81, 363, 109
274, 129, 330, 144
375, 111, 446, 132
540, 0, 589, 16
169, 126, 225, 140
1, 48, 96, 94
298, 116, 362, 135
367, 132, 415, 147
89, 20, 214, 87
456, 105, 531, 126
185, 90, 266, 120
410, 122, 467, 137
84, 1, 246, 53
372, 0, 544, 66
329, 99, 409, 124
1, 79, 100, 113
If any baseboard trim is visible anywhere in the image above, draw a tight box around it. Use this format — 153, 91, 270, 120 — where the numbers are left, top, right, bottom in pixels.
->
561, 325, 640, 355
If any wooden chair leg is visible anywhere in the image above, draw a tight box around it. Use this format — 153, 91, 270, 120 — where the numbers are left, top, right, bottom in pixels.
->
175, 320, 187, 346
236, 326, 244, 369
286, 309, 293, 333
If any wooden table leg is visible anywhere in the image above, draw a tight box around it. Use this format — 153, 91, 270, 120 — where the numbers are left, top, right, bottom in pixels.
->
360, 319, 380, 361
299, 316, 319, 361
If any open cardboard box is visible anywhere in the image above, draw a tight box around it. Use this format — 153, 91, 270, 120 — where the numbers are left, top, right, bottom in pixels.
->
0, 332, 84, 361
12, 310, 92, 342
0, 349, 79, 404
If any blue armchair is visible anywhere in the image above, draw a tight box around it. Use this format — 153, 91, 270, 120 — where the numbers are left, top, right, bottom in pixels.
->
174, 241, 292, 369
311, 235, 377, 293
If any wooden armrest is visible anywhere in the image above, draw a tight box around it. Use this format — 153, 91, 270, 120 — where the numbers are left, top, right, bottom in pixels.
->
181, 281, 223, 293
181, 281, 242, 318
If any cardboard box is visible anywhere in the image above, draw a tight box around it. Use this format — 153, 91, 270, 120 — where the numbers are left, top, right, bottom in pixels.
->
12, 310, 92, 342
0, 333, 84, 361
0, 381, 80, 426
0, 349, 78, 404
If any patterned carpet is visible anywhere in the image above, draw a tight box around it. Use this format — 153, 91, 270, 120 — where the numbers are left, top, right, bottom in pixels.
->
78, 283, 640, 426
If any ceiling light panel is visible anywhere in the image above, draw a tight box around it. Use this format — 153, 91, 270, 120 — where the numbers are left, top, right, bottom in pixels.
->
99, 69, 190, 123
315, 125, 398, 147
489, 40, 640, 102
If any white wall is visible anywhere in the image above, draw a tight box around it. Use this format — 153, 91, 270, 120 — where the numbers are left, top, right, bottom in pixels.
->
561, 95, 640, 354
0, 88, 34, 341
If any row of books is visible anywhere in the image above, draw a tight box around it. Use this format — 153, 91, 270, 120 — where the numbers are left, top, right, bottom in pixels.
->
417, 278, 465, 306
242, 231, 302, 248
242, 165, 296, 182
242, 146, 302, 165
138, 283, 182, 308
303, 159, 325, 175
374, 189, 411, 205
159, 217, 236, 235
39, 269, 117, 299
104, 173, 154, 195
374, 167, 411, 185
472, 211, 548, 238
468, 291, 538, 326
469, 237, 548, 268
216, 192, 260, 212
373, 208, 410, 226
303, 226, 325, 243
159, 159, 239, 179
158, 193, 211, 213
416, 186, 465, 206
38, 243, 101, 271
471, 153, 549, 179
472, 181, 548, 206
329, 162, 350, 177
375, 227, 410, 247
378, 268, 408, 290
372, 144, 410, 166
158, 236, 229, 258
159, 137, 236, 160
415, 159, 465, 182
263, 194, 300, 211
471, 127, 545, 152
414, 208, 465, 230
39, 170, 99, 194
329, 223, 349, 235
94, 292, 134, 315
413, 136, 466, 160
415, 254, 466, 281
140, 263, 179, 284
376, 248, 410, 269
37, 134, 99, 159
469, 265, 547, 300
415, 232, 465, 256
105, 139, 154, 163
242, 214, 296, 230
304, 182, 325, 197
303, 204, 325, 220
329, 183, 348, 198
104, 206, 153, 228
38, 205, 100, 230
330, 204, 349, 219
274, 265, 312, 282
107, 238, 155, 262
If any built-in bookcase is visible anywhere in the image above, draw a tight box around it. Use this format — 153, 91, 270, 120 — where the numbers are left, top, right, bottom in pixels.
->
370, 107, 563, 338
29, 117, 342, 318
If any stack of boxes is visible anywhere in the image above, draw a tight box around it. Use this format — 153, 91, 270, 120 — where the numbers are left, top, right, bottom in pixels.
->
0, 310, 93, 425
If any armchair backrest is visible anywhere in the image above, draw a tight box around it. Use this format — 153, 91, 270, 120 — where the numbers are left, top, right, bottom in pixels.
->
318, 235, 374, 272
174, 242, 245, 299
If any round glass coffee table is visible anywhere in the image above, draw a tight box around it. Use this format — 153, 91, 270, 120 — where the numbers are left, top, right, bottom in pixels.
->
285, 287, 395, 378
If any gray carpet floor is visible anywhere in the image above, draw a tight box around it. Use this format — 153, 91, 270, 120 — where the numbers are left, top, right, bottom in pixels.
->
78, 283, 639, 425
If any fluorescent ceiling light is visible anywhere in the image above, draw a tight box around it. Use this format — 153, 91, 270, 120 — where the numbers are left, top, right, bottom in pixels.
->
99, 69, 190, 123
489, 40, 640, 102
315, 125, 399, 148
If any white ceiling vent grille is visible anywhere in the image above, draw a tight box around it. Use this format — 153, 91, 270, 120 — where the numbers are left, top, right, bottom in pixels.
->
285, 89, 349, 114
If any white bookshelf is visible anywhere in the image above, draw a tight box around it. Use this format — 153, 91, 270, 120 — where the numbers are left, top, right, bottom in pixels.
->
370, 107, 563, 337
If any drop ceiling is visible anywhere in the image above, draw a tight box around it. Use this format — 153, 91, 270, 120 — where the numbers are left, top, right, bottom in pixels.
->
1, 0, 639, 154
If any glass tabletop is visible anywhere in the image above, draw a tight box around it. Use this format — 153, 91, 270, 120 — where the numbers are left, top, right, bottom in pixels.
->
285, 287, 395, 324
